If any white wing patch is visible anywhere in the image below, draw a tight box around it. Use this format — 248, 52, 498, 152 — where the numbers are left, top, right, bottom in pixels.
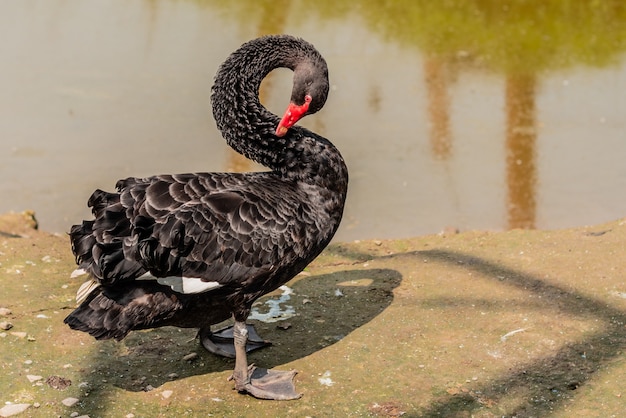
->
138, 272, 223, 295
181, 277, 223, 294
72, 271, 221, 304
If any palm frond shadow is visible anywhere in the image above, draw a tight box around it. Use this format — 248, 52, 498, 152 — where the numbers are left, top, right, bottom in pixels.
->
413, 249, 626, 417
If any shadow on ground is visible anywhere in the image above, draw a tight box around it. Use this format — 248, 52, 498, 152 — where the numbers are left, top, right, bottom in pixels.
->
405, 249, 626, 417
73, 268, 401, 413
299, 242, 626, 416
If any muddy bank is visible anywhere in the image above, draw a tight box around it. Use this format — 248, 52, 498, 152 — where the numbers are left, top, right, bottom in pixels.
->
1, 211, 625, 417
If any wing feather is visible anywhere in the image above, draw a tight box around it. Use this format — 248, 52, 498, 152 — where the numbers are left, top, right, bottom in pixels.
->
70, 171, 317, 293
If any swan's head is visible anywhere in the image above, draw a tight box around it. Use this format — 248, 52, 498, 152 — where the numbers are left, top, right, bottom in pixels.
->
276, 59, 329, 137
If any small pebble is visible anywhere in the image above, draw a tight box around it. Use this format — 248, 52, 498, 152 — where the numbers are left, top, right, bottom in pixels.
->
10, 332, 27, 339
0, 321, 13, 330
24, 360, 33, 365
0, 307, 11, 316
61, 397, 79, 407
161, 390, 173, 399
182, 352, 198, 362
167, 373, 179, 380
26, 375, 43, 383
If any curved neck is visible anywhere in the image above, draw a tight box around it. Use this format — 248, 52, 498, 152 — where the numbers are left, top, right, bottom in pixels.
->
211, 36, 344, 187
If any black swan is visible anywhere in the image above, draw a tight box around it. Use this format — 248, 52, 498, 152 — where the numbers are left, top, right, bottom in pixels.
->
63, 34, 348, 400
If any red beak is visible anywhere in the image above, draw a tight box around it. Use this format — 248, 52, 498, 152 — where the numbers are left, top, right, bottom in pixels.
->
275, 95, 312, 137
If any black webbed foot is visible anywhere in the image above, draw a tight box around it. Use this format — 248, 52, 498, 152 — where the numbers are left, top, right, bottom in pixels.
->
198, 324, 270, 358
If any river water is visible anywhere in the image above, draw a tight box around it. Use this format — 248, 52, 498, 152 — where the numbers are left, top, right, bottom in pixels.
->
1, 0, 625, 241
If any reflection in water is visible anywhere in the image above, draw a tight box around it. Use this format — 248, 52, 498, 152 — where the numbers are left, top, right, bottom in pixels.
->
337, 0, 626, 230
424, 55, 452, 159
505, 74, 537, 229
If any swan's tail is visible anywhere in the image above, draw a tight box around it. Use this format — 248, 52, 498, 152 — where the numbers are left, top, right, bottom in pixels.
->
63, 285, 128, 341
64, 281, 183, 341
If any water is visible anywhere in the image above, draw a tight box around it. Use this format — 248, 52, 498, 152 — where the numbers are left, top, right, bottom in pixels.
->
1, 0, 625, 241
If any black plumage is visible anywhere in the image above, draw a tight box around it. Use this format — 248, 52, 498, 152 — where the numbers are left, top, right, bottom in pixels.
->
63, 35, 348, 400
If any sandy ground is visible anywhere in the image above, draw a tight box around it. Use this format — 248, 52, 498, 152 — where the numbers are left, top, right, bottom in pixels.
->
1, 210, 626, 417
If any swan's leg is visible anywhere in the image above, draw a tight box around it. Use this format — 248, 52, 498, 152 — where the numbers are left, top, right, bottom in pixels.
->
230, 319, 301, 400
231, 320, 251, 391
198, 324, 270, 358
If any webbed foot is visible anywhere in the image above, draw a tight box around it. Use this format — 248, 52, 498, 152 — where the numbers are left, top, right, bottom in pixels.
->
198, 324, 270, 358
230, 365, 301, 400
